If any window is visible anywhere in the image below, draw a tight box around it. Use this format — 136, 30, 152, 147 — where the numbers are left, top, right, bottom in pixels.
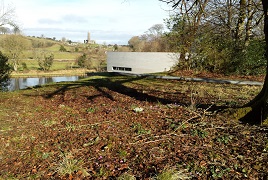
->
112, 66, 132, 71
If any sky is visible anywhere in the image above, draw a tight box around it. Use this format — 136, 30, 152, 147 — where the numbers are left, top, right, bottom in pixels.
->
8, 0, 171, 45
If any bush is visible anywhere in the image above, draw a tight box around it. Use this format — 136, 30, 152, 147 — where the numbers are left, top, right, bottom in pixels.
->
189, 34, 233, 73
0, 51, 12, 90
77, 53, 88, 68
76, 53, 93, 69
21, 62, 29, 72
221, 39, 266, 75
59, 45, 67, 52
190, 34, 266, 75
38, 53, 54, 71
243, 39, 266, 75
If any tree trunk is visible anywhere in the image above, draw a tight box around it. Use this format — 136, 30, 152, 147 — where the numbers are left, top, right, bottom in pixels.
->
235, 0, 247, 42
245, 0, 253, 47
237, 0, 268, 125
227, 0, 234, 37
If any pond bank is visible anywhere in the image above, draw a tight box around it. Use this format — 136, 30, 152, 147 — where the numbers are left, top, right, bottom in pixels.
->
10, 69, 94, 78
7, 75, 88, 91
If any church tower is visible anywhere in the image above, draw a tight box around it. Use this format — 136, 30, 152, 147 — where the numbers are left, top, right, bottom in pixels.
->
87, 32, 90, 43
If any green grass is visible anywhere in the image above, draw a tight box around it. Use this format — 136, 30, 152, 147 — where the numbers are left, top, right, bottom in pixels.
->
19, 58, 106, 72
23, 48, 81, 60
19, 59, 76, 70
155, 167, 191, 180
1, 35, 82, 60
56, 152, 89, 178
1, 35, 111, 74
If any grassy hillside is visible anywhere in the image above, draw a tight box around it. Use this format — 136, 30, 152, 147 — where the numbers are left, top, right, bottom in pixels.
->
0, 34, 83, 60
0, 34, 115, 75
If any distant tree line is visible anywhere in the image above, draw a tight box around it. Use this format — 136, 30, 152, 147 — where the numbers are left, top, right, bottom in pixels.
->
128, 24, 171, 52
76, 45, 107, 72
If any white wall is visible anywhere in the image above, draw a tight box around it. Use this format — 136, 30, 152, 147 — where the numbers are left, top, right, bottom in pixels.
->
107, 52, 178, 74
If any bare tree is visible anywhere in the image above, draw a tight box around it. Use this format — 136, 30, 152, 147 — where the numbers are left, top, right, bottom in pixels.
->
128, 24, 170, 52
162, 0, 262, 46
0, 0, 19, 33
128, 36, 145, 52
145, 24, 164, 41
1, 35, 31, 71
0, 0, 19, 86
160, 0, 268, 124
161, 0, 210, 63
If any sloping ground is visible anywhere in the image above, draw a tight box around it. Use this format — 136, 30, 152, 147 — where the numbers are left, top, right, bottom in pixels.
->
0, 74, 267, 179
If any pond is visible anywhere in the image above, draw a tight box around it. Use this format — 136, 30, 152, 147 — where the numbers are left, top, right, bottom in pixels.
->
5, 76, 87, 91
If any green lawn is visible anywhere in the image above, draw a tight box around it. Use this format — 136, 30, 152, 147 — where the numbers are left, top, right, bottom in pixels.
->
19, 59, 77, 71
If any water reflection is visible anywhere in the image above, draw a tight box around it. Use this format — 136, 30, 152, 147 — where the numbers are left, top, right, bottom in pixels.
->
6, 76, 86, 91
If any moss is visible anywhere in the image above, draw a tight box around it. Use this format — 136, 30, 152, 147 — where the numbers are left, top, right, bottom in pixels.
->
232, 106, 267, 125
232, 107, 252, 121
221, 107, 253, 122
262, 118, 268, 126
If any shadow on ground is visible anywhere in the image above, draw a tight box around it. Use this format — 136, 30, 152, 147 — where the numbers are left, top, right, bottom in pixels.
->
24, 72, 230, 113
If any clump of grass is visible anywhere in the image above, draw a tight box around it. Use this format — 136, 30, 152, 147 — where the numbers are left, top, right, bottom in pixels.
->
86, 107, 96, 113
56, 152, 89, 177
65, 123, 76, 132
41, 119, 57, 127
132, 123, 151, 135
117, 173, 136, 180
155, 167, 191, 180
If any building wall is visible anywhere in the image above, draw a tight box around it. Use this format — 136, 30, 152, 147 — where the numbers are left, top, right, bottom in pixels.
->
107, 52, 178, 74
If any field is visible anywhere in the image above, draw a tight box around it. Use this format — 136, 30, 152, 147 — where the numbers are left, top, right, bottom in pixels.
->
19, 59, 77, 70
0, 72, 267, 179
0, 35, 109, 75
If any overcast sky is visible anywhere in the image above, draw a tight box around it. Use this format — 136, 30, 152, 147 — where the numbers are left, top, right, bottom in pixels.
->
8, 0, 171, 45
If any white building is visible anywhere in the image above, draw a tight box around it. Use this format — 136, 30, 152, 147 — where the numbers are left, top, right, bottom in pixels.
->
107, 52, 178, 74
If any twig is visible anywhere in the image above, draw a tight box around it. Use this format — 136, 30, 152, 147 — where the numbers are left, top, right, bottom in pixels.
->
129, 133, 186, 145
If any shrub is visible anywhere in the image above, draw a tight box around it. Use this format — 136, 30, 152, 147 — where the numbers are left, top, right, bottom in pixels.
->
21, 62, 29, 72
243, 39, 266, 75
0, 51, 12, 90
38, 53, 54, 71
59, 45, 67, 52
190, 35, 266, 75
77, 53, 87, 68
220, 39, 266, 75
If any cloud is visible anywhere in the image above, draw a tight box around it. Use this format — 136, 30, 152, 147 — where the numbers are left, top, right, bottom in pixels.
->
38, 18, 61, 24
62, 15, 88, 24
10, 0, 171, 44
38, 14, 88, 25
23, 27, 134, 44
